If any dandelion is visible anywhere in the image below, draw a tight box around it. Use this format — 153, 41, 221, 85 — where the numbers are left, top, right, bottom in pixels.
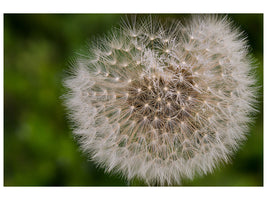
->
63, 15, 257, 185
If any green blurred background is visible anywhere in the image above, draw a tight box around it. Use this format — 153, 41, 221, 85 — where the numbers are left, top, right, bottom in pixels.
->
4, 14, 263, 186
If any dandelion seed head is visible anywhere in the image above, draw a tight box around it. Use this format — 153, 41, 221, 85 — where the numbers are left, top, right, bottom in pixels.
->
63, 15, 257, 185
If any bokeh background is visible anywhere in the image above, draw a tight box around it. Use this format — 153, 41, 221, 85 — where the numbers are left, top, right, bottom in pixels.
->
4, 14, 263, 186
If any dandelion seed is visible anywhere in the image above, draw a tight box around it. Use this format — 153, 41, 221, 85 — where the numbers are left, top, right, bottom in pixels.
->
165, 49, 170, 53
63, 15, 257, 186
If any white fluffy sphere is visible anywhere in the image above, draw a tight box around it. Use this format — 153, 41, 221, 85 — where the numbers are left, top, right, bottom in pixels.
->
63, 15, 257, 185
